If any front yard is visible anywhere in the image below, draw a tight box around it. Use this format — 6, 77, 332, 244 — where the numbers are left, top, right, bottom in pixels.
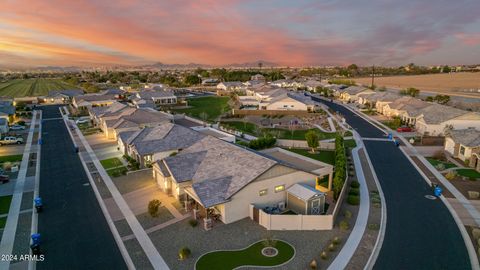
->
100, 157, 128, 177
456, 169, 480, 179
426, 158, 456, 169
0, 195, 12, 214
173, 96, 230, 122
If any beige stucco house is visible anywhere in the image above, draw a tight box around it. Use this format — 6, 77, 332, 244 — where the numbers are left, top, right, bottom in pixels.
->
444, 128, 480, 171
152, 137, 333, 225
339, 86, 373, 102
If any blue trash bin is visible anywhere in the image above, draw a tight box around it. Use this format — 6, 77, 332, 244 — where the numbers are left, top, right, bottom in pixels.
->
34, 197, 42, 207
434, 186, 443, 197
31, 233, 41, 245
388, 133, 393, 140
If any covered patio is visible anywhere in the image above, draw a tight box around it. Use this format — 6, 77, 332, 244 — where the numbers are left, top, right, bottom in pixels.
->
183, 186, 223, 230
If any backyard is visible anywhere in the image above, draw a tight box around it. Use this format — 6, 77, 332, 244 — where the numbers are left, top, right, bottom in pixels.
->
285, 148, 335, 165
195, 240, 295, 270
0, 78, 78, 97
173, 96, 230, 122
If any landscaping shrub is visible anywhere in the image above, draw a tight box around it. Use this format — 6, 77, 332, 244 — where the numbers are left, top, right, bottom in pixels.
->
178, 247, 191, 260
333, 135, 346, 199
310, 259, 318, 269
368, 223, 380, 230
445, 170, 457, 180
17, 121, 26, 126
327, 243, 336, 252
339, 220, 349, 230
435, 163, 445, 171
148, 199, 162, 217
350, 180, 360, 188
332, 237, 341, 245
349, 188, 360, 196
473, 228, 480, 240
347, 195, 360, 205
188, 219, 198, 227
248, 135, 276, 150
344, 210, 352, 219
320, 251, 328, 260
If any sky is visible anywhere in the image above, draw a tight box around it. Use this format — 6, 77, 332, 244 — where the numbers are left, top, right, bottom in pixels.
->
1, 0, 480, 68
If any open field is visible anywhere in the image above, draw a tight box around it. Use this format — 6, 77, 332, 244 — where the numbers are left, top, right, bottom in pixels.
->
0, 78, 78, 97
173, 96, 230, 122
353, 72, 480, 98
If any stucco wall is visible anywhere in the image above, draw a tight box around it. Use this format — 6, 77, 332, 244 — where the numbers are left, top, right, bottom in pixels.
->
255, 206, 333, 230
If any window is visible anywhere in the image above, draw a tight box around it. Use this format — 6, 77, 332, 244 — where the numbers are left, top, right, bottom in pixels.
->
460, 146, 466, 155
259, 189, 267, 196
274, 185, 285, 193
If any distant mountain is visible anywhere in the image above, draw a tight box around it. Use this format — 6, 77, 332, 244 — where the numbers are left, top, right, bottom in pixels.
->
226, 60, 280, 68
137, 62, 211, 70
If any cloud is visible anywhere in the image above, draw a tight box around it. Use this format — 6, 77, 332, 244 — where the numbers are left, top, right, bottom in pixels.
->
0, 0, 479, 67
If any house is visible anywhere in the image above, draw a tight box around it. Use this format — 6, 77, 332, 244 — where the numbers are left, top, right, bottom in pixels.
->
190, 126, 236, 143
380, 96, 429, 118
414, 105, 480, 136
100, 89, 126, 98
216, 82, 245, 93
103, 108, 171, 140
132, 90, 177, 109
40, 89, 84, 104
338, 86, 373, 102
118, 123, 205, 167
89, 101, 134, 126
152, 136, 333, 224
270, 79, 304, 89
444, 128, 480, 172
201, 78, 219, 85
0, 101, 16, 123
303, 80, 324, 91
357, 92, 400, 110
251, 74, 266, 81
243, 80, 265, 88
72, 94, 117, 110
260, 91, 317, 111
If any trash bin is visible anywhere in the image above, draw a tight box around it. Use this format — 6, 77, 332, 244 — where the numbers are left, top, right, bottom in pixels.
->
388, 133, 393, 140
34, 197, 43, 213
434, 186, 443, 197
31, 233, 41, 245
74, 146, 79, 153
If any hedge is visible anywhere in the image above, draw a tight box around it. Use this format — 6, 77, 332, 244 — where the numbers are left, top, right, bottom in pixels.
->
347, 195, 360, 205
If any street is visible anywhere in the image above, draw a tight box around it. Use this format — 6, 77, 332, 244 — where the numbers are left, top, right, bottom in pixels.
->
312, 97, 471, 269
37, 106, 126, 269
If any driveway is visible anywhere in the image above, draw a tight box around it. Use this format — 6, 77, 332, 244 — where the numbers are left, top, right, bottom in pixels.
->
311, 97, 471, 269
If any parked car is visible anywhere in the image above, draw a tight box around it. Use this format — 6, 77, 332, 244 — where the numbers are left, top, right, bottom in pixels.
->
9, 124, 26, 130
0, 175, 9, 184
0, 136, 24, 145
397, 126, 413, 132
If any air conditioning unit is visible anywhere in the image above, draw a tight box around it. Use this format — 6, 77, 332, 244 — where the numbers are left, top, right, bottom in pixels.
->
278, 202, 286, 211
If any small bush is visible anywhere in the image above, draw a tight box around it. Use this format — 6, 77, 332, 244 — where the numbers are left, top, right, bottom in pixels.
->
445, 170, 458, 180
148, 199, 162, 217
350, 180, 360, 188
368, 223, 380, 230
328, 243, 336, 252
320, 251, 328, 260
310, 259, 317, 269
339, 220, 349, 230
349, 188, 360, 196
178, 247, 191, 260
473, 228, 480, 239
188, 219, 198, 227
332, 237, 341, 245
344, 210, 352, 219
435, 163, 445, 171
347, 195, 360, 205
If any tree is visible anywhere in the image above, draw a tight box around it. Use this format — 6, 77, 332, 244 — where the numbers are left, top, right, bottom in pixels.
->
178, 247, 191, 260
442, 65, 451, 73
184, 74, 201, 86
305, 130, 319, 153
258, 62, 263, 69
347, 64, 358, 70
402, 87, 420, 97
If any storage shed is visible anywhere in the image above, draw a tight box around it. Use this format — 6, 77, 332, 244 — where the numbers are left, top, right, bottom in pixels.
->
287, 183, 325, 215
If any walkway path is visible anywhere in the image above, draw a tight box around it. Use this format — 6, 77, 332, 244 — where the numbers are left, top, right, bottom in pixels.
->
0, 111, 38, 270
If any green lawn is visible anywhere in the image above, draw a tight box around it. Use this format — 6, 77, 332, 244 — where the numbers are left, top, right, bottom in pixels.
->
264, 128, 337, 141
0, 78, 78, 97
100, 157, 124, 170
426, 158, 456, 169
220, 121, 257, 134
196, 240, 295, 270
0, 154, 23, 163
285, 148, 335, 165
456, 169, 480, 179
0, 217, 6, 229
173, 96, 230, 122
0, 195, 13, 215
106, 166, 128, 177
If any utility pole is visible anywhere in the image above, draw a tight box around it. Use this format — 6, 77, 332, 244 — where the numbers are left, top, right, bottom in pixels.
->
371, 65, 375, 89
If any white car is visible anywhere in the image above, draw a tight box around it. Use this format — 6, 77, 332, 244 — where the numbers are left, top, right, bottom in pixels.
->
0, 136, 24, 145
9, 125, 26, 130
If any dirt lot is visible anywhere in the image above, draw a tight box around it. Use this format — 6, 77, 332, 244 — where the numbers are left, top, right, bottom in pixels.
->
353, 72, 480, 98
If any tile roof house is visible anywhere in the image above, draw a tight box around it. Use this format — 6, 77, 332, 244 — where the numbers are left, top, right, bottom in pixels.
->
152, 136, 332, 224
72, 94, 117, 109
118, 123, 205, 167
216, 82, 245, 92
338, 86, 374, 102
414, 104, 480, 136
131, 90, 177, 109
444, 128, 480, 172
40, 89, 84, 104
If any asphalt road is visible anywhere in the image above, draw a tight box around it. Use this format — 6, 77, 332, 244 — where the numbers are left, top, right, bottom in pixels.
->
312, 97, 471, 269
37, 106, 126, 270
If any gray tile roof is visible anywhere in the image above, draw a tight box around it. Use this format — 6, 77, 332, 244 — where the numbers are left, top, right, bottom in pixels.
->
447, 129, 480, 147
418, 104, 470, 124
111, 108, 170, 129
162, 136, 277, 207
48, 89, 83, 97
74, 94, 116, 103
130, 123, 205, 155
137, 90, 176, 99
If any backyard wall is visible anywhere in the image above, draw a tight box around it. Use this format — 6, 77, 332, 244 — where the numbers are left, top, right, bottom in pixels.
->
232, 109, 315, 116
276, 139, 335, 150
251, 205, 334, 230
